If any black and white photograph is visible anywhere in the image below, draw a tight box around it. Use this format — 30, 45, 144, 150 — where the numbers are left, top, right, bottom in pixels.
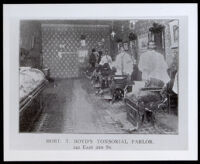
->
19, 19, 179, 134
3, 4, 197, 161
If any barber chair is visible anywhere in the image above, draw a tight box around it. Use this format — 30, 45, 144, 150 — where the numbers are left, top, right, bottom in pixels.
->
100, 63, 112, 89
94, 63, 113, 96
124, 80, 164, 127
110, 75, 130, 103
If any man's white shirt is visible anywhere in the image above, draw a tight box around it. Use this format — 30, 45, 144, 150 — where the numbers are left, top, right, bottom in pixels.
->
99, 55, 112, 66
114, 51, 133, 75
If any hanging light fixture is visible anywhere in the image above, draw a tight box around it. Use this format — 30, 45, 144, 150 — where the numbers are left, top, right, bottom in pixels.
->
129, 20, 137, 30
121, 25, 124, 32
111, 20, 116, 39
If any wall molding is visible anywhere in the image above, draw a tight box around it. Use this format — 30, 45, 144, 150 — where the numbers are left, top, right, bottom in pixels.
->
41, 24, 110, 28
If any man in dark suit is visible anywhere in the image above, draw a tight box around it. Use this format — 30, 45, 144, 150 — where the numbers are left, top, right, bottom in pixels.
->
89, 48, 97, 69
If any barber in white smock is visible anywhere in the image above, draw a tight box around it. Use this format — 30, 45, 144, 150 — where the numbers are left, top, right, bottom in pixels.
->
113, 46, 133, 77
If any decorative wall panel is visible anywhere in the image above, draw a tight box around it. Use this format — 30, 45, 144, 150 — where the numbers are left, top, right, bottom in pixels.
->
42, 24, 110, 78
20, 21, 42, 68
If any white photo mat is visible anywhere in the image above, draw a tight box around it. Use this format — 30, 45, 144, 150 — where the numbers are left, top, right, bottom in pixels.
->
3, 4, 197, 161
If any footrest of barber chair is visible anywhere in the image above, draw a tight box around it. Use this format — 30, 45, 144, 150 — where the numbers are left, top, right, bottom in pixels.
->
102, 93, 112, 100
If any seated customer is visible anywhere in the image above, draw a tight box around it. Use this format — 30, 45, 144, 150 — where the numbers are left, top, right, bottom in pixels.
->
99, 50, 112, 67
92, 50, 112, 83
96, 52, 113, 95
91, 65, 102, 86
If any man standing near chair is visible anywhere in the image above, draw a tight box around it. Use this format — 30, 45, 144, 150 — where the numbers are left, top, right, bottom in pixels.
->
113, 42, 133, 80
110, 41, 134, 99
138, 41, 170, 86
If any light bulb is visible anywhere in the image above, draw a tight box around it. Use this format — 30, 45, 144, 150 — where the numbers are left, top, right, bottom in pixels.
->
111, 31, 116, 37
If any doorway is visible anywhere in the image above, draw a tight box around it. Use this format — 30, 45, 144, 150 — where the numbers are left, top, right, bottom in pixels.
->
149, 23, 165, 55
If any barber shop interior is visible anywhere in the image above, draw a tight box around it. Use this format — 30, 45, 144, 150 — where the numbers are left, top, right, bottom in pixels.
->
19, 19, 178, 134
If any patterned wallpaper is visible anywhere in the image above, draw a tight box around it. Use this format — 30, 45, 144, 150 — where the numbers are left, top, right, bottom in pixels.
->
42, 24, 110, 78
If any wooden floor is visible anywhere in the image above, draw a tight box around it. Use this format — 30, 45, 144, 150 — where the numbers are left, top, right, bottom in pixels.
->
31, 78, 178, 134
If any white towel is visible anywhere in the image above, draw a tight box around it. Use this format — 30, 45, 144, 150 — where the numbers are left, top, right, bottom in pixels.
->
138, 50, 170, 84
172, 73, 178, 94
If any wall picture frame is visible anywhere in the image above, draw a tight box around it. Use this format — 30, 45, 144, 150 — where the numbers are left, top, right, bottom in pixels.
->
169, 20, 179, 48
